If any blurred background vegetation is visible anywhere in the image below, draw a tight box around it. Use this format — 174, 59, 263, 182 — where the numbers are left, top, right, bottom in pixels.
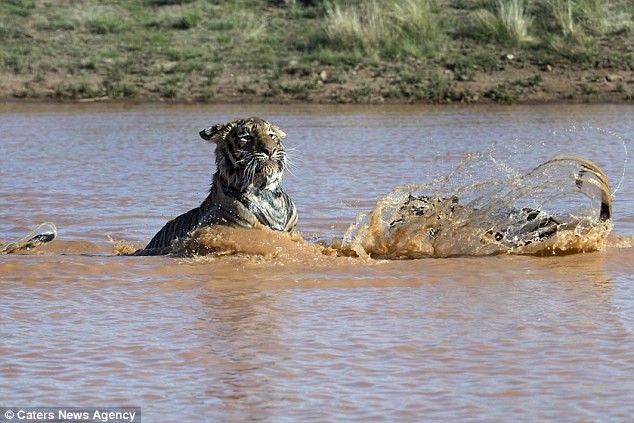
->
0, 0, 632, 103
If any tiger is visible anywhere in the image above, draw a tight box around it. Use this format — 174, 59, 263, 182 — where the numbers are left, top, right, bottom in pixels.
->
133, 117, 297, 256
389, 156, 612, 249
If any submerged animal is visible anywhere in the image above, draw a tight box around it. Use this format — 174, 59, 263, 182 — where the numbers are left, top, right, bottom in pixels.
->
134, 117, 297, 256
387, 156, 612, 251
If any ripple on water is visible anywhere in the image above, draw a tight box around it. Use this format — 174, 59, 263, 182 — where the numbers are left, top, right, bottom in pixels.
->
1, 104, 633, 421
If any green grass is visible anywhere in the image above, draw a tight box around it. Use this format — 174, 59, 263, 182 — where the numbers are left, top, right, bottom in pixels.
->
530, 0, 633, 64
472, 0, 535, 46
0, 0, 631, 103
320, 0, 443, 59
469, 0, 633, 48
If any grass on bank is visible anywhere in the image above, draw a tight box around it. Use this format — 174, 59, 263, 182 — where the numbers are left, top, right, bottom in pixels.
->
319, 0, 632, 53
322, 0, 443, 59
536, 0, 634, 57
472, 0, 535, 47
0, 0, 632, 102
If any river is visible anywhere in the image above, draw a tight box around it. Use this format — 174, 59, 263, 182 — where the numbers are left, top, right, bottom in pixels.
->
1, 103, 633, 421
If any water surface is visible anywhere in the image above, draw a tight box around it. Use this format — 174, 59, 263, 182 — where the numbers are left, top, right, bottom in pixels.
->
1, 103, 633, 421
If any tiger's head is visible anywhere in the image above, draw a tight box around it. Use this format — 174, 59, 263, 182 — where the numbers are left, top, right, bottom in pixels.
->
199, 117, 288, 191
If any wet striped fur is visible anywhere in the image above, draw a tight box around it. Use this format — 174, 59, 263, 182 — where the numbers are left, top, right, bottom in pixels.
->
134, 117, 297, 256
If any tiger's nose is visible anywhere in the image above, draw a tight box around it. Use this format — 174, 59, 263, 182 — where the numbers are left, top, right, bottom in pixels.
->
263, 147, 277, 157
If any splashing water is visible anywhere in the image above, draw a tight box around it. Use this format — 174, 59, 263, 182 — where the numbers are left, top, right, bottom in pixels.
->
338, 155, 613, 259
2, 154, 616, 260
0, 222, 57, 254
126, 154, 615, 260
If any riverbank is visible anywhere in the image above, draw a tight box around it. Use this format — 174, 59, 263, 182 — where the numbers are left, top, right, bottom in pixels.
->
1, 0, 632, 104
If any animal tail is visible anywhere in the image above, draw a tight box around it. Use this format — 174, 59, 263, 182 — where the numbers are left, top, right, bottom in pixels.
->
573, 158, 612, 221
530, 155, 612, 222
1, 222, 57, 254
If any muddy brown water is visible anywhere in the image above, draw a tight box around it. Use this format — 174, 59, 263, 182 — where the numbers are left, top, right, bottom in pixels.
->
1, 103, 633, 421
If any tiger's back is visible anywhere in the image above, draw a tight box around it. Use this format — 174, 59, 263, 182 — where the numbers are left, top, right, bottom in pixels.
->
136, 206, 204, 256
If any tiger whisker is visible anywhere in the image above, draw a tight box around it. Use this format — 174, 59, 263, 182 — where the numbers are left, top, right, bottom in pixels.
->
284, 156, 297, 177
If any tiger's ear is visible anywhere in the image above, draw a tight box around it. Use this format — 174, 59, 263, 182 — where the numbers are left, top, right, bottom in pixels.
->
199, 121, 238, 143
199, 125, 219, 141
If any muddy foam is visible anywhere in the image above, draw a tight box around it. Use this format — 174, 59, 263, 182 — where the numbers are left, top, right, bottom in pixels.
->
172, 224, 336, 259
